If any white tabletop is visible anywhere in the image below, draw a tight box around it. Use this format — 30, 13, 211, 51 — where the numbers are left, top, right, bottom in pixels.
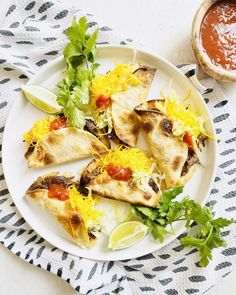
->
0, 0, 235, 294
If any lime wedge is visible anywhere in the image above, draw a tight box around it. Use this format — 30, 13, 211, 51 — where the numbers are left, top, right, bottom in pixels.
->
21, 85, 61, 114
108, 221, 148, 250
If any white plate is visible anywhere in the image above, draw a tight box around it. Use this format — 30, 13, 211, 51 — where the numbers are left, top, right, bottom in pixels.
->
2, 45, 216, 261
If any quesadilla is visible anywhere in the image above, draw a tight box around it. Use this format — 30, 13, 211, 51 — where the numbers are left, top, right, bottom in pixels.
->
23, 115, 108, 168
26, 172, 103, 248
80, 147, 165, 208
90, 64, 156, 147
134, 95, 209, 188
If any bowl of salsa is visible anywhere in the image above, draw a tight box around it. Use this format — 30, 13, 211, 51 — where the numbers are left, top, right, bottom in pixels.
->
192, 0, 236, 82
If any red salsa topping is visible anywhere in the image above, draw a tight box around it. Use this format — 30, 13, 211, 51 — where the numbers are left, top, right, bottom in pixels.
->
200, 0, 236, 71
50, 115, 67, 130
183, 132, 194, 152
106, 163, 132, 181
96, 95, 111, 111
48, 183, 69, 201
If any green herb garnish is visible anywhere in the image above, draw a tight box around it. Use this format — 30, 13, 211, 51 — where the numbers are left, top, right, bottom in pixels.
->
56, 17, 99, 128
132, 187, 233, 267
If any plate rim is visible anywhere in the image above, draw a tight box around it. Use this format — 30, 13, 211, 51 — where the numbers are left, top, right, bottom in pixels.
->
2, 44, 217, 261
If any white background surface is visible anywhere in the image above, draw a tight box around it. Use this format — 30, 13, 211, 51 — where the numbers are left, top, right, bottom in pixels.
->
0, 0, 235, 294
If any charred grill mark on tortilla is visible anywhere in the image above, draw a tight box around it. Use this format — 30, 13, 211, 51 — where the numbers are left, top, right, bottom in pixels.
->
142, 120, 154, 133
44, 153, 55, 165
70, 214, 82, 226
24, 144, 35, 159
172, 156, 183, 171
47, 132, 63, 145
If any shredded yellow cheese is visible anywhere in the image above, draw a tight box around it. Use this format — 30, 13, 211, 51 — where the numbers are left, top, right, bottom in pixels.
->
90, 64, 140, 99
69, 186, 103, 227
156, 90, 213, 141
97, 146, 155, 174
23, 116, 55, 146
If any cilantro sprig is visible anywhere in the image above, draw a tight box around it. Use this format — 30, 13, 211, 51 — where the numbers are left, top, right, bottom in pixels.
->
56, 17, 99, 129
132, 188, 233, 267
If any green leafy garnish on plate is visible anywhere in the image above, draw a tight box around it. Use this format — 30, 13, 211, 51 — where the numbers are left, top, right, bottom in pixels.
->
56, 17, 99, 129
132, 187, 233, 267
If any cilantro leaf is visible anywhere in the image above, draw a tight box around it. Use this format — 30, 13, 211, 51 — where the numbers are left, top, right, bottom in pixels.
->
149, 221, 171, 243
211, 217, 233, 229
57, 88, 86, 129
134, 206, 159, 221
63, 17, 98, 70
179, 201, 233, 267
132, 186, 233, 267
56, 17, 99, 129
66, 17, 87, 47
160, 187, 183, 204
159, 187, 183, 213
84, 30, 98, 56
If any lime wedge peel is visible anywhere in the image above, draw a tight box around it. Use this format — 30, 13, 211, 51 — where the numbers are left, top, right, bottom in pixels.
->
21, 84, 62, 114
108, 221, 148, 250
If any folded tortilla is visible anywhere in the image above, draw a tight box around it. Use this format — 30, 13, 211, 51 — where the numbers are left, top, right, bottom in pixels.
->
25, 127, 108, 168
26, 173, 100, 248
135, 100, 199, 188
111, 65, 156, 147
80, 159, 162, 208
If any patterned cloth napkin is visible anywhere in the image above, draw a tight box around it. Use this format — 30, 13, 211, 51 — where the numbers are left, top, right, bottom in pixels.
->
0, 1, 236, 294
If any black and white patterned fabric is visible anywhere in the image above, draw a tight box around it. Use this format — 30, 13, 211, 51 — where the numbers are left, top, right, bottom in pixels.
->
0, 1, 236, 294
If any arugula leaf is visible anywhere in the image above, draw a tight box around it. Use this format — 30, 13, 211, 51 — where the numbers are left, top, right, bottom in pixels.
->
132, 187, 233, 267
56, 17, 99, 128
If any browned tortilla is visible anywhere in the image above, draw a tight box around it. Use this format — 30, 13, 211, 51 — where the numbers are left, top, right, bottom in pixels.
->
25, 172, 97, 248
111, 65, 156, 147
80, 159, 161, 208
25, 127, 108, 168
135, 100, 199, 188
